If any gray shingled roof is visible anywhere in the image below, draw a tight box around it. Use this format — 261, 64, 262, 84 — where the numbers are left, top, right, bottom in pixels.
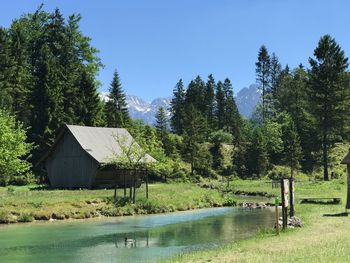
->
66, 125, 156, 164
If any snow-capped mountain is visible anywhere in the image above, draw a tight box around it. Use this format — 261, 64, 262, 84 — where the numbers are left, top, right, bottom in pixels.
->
235, 84, 261, 118
126, 95, 171, 125
102, 84, 260, 125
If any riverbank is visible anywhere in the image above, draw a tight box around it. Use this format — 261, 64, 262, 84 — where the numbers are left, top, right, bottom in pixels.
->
163, 178, 350, 263
0, 183, 231, 224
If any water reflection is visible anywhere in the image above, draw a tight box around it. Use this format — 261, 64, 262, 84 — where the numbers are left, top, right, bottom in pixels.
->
0, 208, 275, 263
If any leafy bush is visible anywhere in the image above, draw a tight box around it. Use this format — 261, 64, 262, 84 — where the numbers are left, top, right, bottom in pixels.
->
18, 213, 34, 223
0, 110, 32, 186
223, 196, 237, 206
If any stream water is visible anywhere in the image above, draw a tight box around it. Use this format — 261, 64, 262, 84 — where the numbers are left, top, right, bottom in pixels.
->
0, 207, 275, 263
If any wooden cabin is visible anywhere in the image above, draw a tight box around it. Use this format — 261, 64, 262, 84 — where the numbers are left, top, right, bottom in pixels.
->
37, 125, 155, 188
340, 151, 350, 209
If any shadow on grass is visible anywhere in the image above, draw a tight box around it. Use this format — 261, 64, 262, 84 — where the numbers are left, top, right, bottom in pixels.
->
323, 212, 348, 217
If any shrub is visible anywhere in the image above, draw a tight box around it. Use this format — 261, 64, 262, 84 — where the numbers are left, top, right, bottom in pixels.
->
18, 213, 34, 223
223, 196, 237, 206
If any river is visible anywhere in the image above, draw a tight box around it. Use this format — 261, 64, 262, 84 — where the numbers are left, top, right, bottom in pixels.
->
0, 207, 275, 263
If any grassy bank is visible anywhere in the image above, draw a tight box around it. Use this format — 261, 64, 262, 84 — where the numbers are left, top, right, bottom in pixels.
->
0, 183, 227, 224
163, 178, 350, 263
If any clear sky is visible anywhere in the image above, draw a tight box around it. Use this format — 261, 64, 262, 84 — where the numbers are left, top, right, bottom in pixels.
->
1, 0, 349, 101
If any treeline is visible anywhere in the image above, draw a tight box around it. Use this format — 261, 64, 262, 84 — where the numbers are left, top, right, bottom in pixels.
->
161, 35, 350, 181
0, 6, 349, 185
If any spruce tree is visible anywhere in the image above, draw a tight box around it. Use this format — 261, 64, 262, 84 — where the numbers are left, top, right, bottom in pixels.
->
182, 104, 206, 175
76, 70, 103, 126
308, 35, 349, 180
256, 45, 271, 122
279, 113, 302, 178
247, 127, 268, 178
170, 79, 185, 134
105, 70, 130, 128
215, 81, 225, 130
222, 78, 241, 141
205, 74, 216, 132
155, 106, 168, 145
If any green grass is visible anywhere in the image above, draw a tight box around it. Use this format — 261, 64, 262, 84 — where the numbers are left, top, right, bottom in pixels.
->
0, 183, 226, 224
161, 177, 350, 263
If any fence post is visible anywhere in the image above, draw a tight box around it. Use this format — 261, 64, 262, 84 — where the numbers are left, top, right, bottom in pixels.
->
289, 177, 295, 217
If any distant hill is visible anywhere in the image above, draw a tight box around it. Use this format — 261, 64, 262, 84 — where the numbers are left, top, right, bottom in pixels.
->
101, 84, 260, 125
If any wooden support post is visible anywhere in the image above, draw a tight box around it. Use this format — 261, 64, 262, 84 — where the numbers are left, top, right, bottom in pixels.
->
124, 173, 126, 197
114, 182, 117, 199
275, 197, 279, 235
146, 169, 149, 199
281, 178, 289, 229
133, 172, 136, 204
129, 186, 132, 199
289, 177, 295, 217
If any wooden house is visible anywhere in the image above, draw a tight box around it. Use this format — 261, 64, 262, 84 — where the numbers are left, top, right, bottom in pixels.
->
37, 125, 155, 188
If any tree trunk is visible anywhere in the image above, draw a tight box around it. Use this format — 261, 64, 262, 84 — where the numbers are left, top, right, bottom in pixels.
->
323, 134, 329, 181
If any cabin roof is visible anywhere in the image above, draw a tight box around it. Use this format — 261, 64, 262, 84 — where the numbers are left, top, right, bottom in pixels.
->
37, 124, 156, 166
341, 151, 350, 164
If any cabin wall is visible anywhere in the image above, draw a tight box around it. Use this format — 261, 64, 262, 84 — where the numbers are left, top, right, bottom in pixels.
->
45, 131, 98, 188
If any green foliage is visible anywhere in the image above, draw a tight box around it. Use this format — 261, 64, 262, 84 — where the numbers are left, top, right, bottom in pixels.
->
105, 70, 130, 128
308, 35, 349, 180
0, 110, 32, 186
223, 196, 237, 206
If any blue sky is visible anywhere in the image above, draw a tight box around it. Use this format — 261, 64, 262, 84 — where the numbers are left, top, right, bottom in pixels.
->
1, 0, 349, 101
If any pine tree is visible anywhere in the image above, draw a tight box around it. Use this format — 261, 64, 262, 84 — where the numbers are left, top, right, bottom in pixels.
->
155, 106, 168, 145
222, 78, 240, 141
105, 70, 130, 128
247, 127, 269, 178
308, 35, 349, 180
256, 45, 271, 122
269, 53, 282, 114
205, 74, 216, 132
215, 81, 225, 130
76, 70, 104, 126
279, 113, 302, 178
182, 104, 207, 175
170, 79, 185, 134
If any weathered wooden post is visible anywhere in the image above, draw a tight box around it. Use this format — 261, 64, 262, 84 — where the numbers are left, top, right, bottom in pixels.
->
289, 177, 295, 217
145, 169, 149, 199
280, 178, 289, 229
340, 151, 350, 211
275, 197, 279, 235
123, 173, 126, 197
133, 171, 136, 204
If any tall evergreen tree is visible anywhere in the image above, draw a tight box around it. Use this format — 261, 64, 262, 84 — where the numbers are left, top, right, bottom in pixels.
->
215, 81, 225, 130
256, 45, 271, 122
308, 35, 349, 180
105, 70, 130, 128
247, 127, 269, 178
76, 70, 104, 126
155, 106, 168, 145
222, 78, 241, 141
205, 74, 216, 132
279, 113, 302, 178
170, 79, 185, 134
182, 104, 207, 175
